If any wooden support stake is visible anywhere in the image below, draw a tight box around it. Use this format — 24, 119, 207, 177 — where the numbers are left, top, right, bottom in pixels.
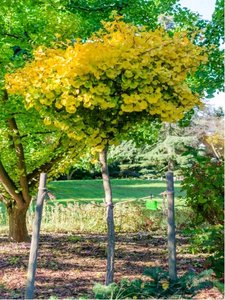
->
25, 173, 47, 299
166, 171, 177, 281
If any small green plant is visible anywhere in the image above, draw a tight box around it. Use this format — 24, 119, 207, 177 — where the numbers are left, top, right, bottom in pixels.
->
184, 225, 224, 254
207, 253, 224, 281
93, 283, 119, 299
67, 235, 83, 243
8, 256, 20, 265
183, 224, 224, 279
93, 267, 215, 299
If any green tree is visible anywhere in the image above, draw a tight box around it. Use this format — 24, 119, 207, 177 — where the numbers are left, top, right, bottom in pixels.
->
0, 90, 83, 242
194, 0, 224, 97
138, 105, 224, 176
141, 129, 198, 174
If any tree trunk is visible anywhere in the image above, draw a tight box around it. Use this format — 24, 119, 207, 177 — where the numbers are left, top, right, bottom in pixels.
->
8, 204, 29, 242
166, 171, 177, 281
99, 147, 115, 286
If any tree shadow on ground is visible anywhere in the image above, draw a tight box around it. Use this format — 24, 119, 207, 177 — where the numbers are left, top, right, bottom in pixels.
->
0, 232, 213, 299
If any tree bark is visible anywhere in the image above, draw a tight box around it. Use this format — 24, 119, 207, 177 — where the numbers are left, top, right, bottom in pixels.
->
8, 204, 29, 242
99, 147, 115, 285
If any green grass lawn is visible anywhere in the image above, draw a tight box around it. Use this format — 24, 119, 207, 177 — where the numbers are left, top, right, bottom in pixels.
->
0, 179, 185, 218
0, 179, 185, 213
47, 178, 185, 205
0, 179, 186, 228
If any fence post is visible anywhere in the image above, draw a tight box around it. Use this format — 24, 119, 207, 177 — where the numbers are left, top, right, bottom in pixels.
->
25, 173, 47, 299
166, 171, 177, 281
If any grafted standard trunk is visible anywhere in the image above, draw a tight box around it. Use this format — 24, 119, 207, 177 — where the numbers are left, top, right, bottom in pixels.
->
99, 147, 115, 285
8, 204, 29, 242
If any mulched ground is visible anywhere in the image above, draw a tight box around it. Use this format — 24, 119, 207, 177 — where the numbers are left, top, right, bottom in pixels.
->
0, 232, 223, 299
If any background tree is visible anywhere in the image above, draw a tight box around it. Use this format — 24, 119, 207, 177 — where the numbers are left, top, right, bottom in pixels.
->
106, 105, 224, 179
137, 105, 224, 176
107, 125, 189, 179
141, 125, 198, 175
193, 0, 224, 97
0, 90, 83, 242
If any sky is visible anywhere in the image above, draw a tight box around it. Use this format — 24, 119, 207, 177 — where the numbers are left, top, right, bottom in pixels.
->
179, 0, 224, 109
179, 0, 216, 20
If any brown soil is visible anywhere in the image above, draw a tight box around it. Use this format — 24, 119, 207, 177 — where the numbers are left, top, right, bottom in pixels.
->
0, 232, 223, 299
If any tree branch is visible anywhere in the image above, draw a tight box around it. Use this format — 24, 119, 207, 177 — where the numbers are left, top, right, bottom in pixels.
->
27, 140, 86, 185
27, 155, 64, 185
7, 118, 31, 204
3, 90, 30, 204
0, 30, 31, 41
0, 161, 24, 207
0, 31, 21, 39
1, 90, 26, 206
20, 131, 57, 139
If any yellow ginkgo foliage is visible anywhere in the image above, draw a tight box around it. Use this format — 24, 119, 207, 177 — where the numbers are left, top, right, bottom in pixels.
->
6, 18, 207, 151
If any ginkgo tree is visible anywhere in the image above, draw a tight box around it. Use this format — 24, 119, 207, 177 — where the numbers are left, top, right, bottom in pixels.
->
6, 18, 207, 284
